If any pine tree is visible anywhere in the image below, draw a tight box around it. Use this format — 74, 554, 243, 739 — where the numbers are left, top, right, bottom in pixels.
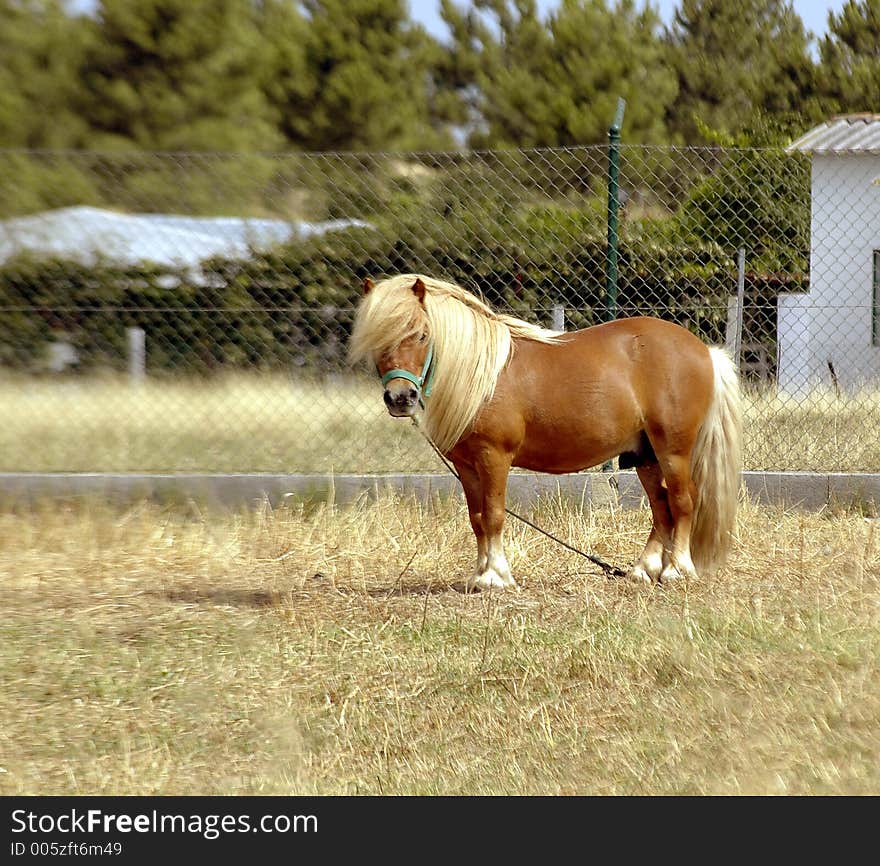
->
0, 0, 91, 148
282, 0, 455, 151
549, 0, 676, 145
665, 0, 817, 144
253, 0, 315, 148
79, 0, 281, 151
440, 0, 566, 147
440, 0, 676, 148
817, 0, 880, 114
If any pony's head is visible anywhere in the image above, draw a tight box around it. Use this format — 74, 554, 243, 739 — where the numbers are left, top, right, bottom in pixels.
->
349, 273, 561, 451
349, 275, 433, 418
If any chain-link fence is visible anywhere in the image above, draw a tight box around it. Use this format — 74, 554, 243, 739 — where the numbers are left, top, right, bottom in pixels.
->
1, 143, 878, 474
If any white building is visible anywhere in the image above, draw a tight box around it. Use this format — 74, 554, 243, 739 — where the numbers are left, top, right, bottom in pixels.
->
779, 114, 880, 393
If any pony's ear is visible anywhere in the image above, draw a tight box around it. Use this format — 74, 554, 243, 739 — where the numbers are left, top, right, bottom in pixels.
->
362, 277, 374, 295
412, 278, 426, 305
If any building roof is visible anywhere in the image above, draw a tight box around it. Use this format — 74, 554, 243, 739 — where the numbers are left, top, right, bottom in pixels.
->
787, 114, 880, 154
0, 206, 370, 269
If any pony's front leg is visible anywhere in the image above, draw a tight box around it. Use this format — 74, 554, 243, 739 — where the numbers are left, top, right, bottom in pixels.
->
464, 451, 515, 592
455, 462, 488, 577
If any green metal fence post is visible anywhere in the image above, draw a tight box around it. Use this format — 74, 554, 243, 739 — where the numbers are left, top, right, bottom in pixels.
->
603, 97, 625, 473
606, 97, 626, 323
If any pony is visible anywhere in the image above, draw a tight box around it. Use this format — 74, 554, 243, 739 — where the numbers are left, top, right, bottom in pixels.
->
349, 274, 742, 591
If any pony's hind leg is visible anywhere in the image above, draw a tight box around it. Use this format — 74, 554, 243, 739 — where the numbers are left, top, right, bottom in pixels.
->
657, 452, 699, 583
629, 462, 673, 584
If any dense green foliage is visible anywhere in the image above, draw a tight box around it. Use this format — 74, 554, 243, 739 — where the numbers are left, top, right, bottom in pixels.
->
0, 0, 876, 152
0, 0, 92, 149
664, 0, 821, 144
438, 0, 677, 147
79, 0, 282, 151
0, 146, 809, 372
816, 0, 880, 114
0, 0, 849, 376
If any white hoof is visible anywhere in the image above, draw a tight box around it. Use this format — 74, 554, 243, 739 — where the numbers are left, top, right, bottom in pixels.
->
462, 568, 516, 593
626, 564, 654, 585
659, 561, 697, 584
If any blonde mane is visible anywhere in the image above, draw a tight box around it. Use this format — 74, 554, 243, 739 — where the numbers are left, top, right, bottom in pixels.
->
348, 273, 561, 452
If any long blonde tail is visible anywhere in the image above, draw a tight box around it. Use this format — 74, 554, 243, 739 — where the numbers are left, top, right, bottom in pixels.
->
689, 347, 743, 574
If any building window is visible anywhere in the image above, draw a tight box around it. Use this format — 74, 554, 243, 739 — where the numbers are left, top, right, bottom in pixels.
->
875, 251, 880, 347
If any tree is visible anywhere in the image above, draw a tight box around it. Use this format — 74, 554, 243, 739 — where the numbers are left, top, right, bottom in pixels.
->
678, 114, 810, 273
549, 0, 676, 144
440, 0, 562, 147
665, 0, 817, 144
0, 0, 92, 148
253, 0, 315, 148
440, 0, 676, 148
280, 0, 456, 151
79, 0, 281, 151
816, 0, 880, 114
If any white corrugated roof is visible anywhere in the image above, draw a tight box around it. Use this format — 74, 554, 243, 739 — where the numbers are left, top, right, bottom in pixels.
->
787, 114, 880, 154
0, 206, 371, 268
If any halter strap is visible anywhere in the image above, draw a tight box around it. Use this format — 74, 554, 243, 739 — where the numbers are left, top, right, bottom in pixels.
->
380, 342, 435, 407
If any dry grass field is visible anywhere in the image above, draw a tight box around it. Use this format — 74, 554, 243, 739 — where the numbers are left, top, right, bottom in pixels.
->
1, 491, 877, 796
2, 373, 880, 472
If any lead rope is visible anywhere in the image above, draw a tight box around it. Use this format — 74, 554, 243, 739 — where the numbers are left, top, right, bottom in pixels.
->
410, 416, 627, 580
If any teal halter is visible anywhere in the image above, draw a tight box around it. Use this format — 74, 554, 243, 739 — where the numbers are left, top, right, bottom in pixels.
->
380, 341, 435, 408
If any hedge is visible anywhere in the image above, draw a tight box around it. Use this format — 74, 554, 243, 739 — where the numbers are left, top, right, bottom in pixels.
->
0, 224, 806, 374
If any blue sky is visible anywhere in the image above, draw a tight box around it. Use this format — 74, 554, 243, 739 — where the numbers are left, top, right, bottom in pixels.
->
409, 0, 850, 42
68, 0, 851, 40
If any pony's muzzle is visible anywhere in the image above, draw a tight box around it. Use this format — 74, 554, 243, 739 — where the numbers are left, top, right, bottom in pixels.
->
384, 383, 419, 416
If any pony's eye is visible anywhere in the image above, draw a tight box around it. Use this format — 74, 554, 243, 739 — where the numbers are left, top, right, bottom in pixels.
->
418, 332, 428, 344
